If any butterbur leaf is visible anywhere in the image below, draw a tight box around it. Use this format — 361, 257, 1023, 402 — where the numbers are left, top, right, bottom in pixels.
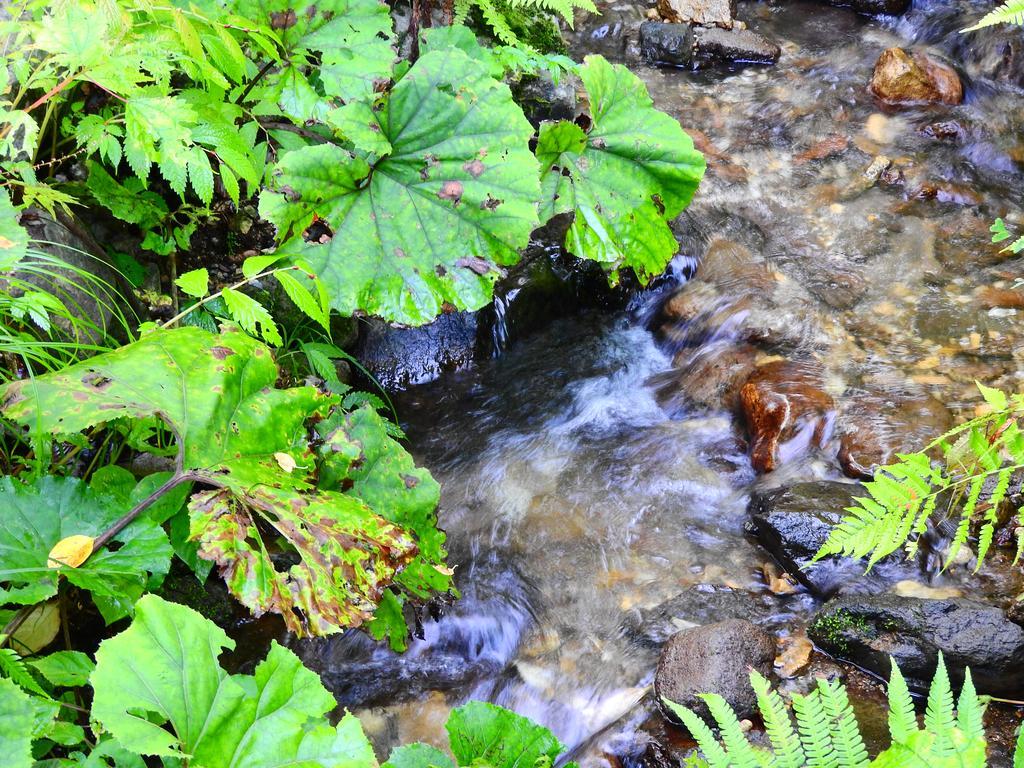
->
537, 55, 705, 283
261, 48, 540, 325
0, 476, 172, 623
1, 326, 444, 637
91, 595, 379, 765
0, 677, 45, 768
384, 743, 456, 768
447, 701, 564, 768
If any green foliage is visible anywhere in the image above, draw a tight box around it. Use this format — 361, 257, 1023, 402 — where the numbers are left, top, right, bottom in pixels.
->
963, 0, 1024, 30
0, 325, 451, 638
816, 383, 1024, 570
91, 594, 375, 764
537, 56, 706, 284
261, 47, 542, 325
989, 217, 1024, 255
0, 475, 172, 624
454, 0, 597, 47
667, 656, 1003, 767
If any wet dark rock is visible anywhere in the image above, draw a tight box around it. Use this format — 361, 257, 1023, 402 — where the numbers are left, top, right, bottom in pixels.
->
748, 482, 919, 596
809, 594, 1024, 695
869, 48, 963, 106
357, 312, 478, 390
692, 26, 780, 67
656, 0, 735, 26
804, 261, 868, 310
13, 208, 142, 339
639, 21, 694, 67
921, 120, 965, 142
837, 392, 952, 479
739, 361, 834, 473
625, 584, 794, 646
294, 554, 534, 707
819, 0, 909, 15
514, 72, 578, 127
655, 619, 775, 721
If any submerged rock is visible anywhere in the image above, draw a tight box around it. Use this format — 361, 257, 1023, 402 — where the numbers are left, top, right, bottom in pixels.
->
748, 482, 917, 596
869, 48, 963, 106
692, 26, 781, 67
655, 619, 775, 721
656, 0, 735, 27
809, 594, 1024, 695
738, 360, 834, 473
357, 312, 478, 390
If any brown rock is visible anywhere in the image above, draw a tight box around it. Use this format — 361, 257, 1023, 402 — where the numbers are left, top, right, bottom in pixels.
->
656, 0, 735, 27
794, 135, 849, 165
978, 287, 1024, 310
739, 361, 834, 473
869, 48, 963, 106
666, 342, 761, 411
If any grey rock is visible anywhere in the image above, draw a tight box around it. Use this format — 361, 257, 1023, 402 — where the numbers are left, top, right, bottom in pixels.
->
639, 21, 694, 67
748, 482, 918, 596
819, 0, 909, 15
11, 209, 142, 341
655, 619, 775, 721
357, 311, 478, 390
692, 26, 780, 67
656, 0, 735, 26
809, 594, 1024, 695
514, 72, 579, 127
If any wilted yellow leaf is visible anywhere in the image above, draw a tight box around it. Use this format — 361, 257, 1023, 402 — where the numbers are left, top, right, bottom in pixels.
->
274, 452, 297, 472
7, 601, 60, 655
47, 534, 95, 569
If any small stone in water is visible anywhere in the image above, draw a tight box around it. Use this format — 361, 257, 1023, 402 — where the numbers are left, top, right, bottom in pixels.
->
774, 634, 813, 678
892, 580, 962, 600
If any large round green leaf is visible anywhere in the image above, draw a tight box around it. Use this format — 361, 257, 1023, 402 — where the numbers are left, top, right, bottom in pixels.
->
260, 48, 541, 325
536, 55, 706, 283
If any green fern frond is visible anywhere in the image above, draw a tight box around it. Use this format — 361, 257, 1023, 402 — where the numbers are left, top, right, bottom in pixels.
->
751, 671, 805, 768
977, 467, 1012, 565
817, 679, 868, 768
963, 0, 1024, 31
924, 654, 956, 753
0, 648, 49, 698
886, 659, 918, 745
955, 669, 984, 744
698, 693, 761, 768
791, 690, 836, 767
1015, 724, 1024, 768
663, 700, 731, 768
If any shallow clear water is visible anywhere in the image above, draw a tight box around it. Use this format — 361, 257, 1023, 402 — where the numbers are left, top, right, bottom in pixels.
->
294, 1, 1024, 762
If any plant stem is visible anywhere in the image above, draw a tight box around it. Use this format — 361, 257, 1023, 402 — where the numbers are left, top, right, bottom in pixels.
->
236, 60, 275, 105
94, 470, 197, 550
160, 265, 294, 328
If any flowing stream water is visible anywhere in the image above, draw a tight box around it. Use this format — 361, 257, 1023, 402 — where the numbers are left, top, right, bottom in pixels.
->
281, 1, 1024, 763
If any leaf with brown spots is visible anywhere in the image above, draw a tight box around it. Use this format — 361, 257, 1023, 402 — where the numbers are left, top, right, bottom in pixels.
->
0, 326, 448, 638
261, 48, 539, 326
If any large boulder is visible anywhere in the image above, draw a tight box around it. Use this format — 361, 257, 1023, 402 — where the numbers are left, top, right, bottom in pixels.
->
656, 0, 735, 27
869, 48, 963, 106
809, 594, 1024, 695
625, 585, 791, 646
357, 312, 478, 390
748, 482, 919, 596
655, 619, 775, 721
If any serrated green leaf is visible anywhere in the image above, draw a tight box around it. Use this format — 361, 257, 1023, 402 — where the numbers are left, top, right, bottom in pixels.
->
0, 476, 172, 623
91, 594, 378, 765
447, 701, 564, 768
222, 287, 283, 345
175, 267, 210, 298
261, 48, 540, 325
27, 651, 94, 688
537, 55, 704, 283
0, 677, 44, 768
